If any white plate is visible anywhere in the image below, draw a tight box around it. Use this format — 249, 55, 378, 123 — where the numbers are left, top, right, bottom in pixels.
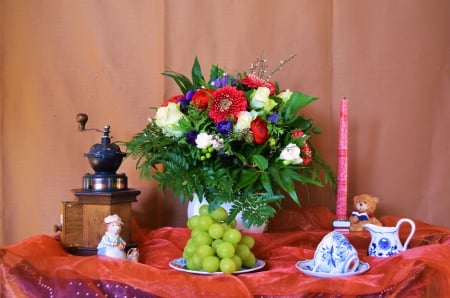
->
169, 257, 265, 275
296, 259, 370, 278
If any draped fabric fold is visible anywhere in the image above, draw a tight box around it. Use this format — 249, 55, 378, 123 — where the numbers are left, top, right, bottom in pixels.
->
2, 0, 450, 247
1, 206, 449, 297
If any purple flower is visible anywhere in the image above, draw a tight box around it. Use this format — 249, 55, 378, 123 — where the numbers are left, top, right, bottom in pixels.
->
216, 120, 233, 136
178, 96, 191, 109
186, 130, 198, 145
268, 112, 279, 124
213, 75, 230, 88
185, 90, 196, 100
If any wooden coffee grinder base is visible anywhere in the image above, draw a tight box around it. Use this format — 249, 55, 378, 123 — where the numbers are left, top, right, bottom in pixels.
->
59, 189, 140, 255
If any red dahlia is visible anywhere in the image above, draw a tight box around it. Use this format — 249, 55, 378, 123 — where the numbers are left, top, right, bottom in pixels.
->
241, 74, 276, 95
209, 86, 247, 123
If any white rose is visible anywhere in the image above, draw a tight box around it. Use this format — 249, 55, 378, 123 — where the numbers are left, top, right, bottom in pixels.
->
155, 102, 186, 137
195, 132, 213, 149
234, 111, 256, 133
279, 143, 303, 165
250, 87, 277, 113
278, 89, 293, 103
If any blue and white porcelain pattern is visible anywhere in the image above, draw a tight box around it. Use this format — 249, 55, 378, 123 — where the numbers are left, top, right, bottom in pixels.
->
312, 231, 359, 274
296, 259, 370, 278
364, 218, 416, 257
367, 237, 399, 257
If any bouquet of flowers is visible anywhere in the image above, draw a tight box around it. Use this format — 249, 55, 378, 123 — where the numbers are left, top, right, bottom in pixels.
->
125, 55, 335, 228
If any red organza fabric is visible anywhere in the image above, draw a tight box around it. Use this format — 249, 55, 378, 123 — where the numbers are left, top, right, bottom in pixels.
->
1, 206, 449, 297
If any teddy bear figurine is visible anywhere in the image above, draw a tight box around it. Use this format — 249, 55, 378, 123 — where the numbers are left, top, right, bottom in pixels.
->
349, 194, 383, 232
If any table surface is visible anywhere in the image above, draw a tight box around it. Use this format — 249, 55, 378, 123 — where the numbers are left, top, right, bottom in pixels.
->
1, 205, 450, 297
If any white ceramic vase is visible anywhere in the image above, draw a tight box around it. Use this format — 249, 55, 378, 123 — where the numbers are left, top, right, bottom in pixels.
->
187, 193, 266, 233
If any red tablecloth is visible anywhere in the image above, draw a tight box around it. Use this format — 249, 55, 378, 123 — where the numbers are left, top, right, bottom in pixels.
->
1, 206, 450, 297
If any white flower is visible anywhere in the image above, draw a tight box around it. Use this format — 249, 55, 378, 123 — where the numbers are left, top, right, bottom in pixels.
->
154, 102, 185, 137
211, 137, 224, 151
279, 143, 303, 165
277, 89, 293, 103
250, 87, 277, 113
234, 111, 256, 133
195, 132, 213, 149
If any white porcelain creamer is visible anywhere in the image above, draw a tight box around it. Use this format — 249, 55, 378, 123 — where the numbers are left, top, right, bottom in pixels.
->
364, 218, 415, 257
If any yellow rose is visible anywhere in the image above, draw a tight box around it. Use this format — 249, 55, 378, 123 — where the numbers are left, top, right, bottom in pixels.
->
277, 89, 293, 103
250, 87, 277, 113
155, 102, 186, 137
234, 111, 256, 133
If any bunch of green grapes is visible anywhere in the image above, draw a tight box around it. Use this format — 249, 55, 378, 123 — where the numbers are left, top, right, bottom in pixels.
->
183, 205, 257, 274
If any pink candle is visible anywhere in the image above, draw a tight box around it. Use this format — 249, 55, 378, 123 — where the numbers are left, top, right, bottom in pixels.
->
336, 98, 348, 220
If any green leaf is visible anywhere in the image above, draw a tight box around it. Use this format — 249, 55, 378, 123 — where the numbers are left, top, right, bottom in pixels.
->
279, 168, 299, 205
312, 125, 322, 134
285, 92, 317, 117
286, 117, 312, 130
260, 172, 273, 194
269, 166, 283, 186
162, 72, 194, 94
233, 151, 248, 164
191, 57, 205, 88
235, 168, 260, 190
284, 167, 323, 187
252, 154, 268, 171
209, 64, 225, 83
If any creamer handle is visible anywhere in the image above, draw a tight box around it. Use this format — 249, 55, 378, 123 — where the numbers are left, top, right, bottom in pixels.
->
396, 218, 416, 251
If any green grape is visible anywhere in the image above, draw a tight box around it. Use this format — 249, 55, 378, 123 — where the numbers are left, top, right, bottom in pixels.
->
183, 242, 197, 259
223, 229, 242, 244
183, 251, 191, 260
193, 231, 212, 245
196, 244, 215, 258
197, 215, 214, 231
232, 254, 242, 271
220, 257, 236, 274
186, 238, 196, 246
240, 235, 255, 249
188, 215, 200, 230
199, 204, 210, 216
190, 229, 202, 239
202, 255, 220, 273
208, 223, 224, 239
221, 223, 231, 232
236, 243, 250, 260
210, 206, 228, 222
186, 254, 203, 270
242, 252, 256, 268
183, 205, 258, 274
216, 241, 235, 259
211, 239, 224, 251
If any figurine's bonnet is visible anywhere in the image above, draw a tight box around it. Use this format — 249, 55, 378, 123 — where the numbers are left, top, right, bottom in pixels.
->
104, 214, 123, 225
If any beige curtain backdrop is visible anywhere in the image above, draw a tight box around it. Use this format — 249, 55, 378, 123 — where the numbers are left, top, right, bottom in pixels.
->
1, 0, 449, 246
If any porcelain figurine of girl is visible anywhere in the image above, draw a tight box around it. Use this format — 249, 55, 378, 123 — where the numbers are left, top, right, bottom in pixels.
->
97, 214, 127, 259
